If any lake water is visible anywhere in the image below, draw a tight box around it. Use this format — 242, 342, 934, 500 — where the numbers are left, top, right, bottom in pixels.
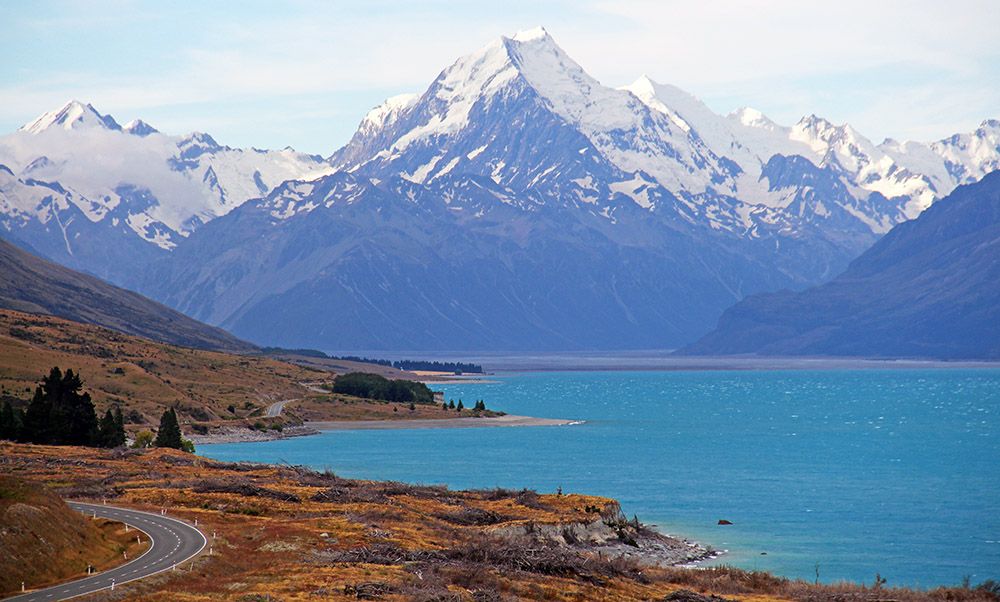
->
199, 368, 1000, 587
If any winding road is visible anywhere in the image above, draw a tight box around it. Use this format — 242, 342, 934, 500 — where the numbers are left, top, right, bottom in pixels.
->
3, 502, 207, 602
264, 398, 293, 417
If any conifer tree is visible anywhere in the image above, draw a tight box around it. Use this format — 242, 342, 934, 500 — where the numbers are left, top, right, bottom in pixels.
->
113, 407, 126, 446
22, 367, 98, 445
23, 385, 53, 444
154, 408, 184, 449
98, 409, 116, 447
0, 400, 16, 440
98, 407, 127, 448
456, 400, 464, 411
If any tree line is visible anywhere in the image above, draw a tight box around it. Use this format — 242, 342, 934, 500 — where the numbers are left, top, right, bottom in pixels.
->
0, 367, 192, 452
331, 372, 435, 404
260, 348, 484, 374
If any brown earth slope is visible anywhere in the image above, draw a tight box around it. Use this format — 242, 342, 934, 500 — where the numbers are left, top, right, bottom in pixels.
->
0, 237, 254, 353
0, 309, 497, 433
0, 475, 147, 596
0, 309, 317, 424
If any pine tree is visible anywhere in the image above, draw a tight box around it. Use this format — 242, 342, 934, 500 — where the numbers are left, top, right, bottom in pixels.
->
441, 402, 448, 411
112, 407, 126, 447
23, 385, 52, 444
456, 400, 464, 411
97, 407, 127, 448
0, 400, 15, 440
53, 369, 98, 446
11, 408, 25, 442
98, 409, 117, 448
22, 368, 98, 446
448, 399, 455, 409
154, 408, 184, 449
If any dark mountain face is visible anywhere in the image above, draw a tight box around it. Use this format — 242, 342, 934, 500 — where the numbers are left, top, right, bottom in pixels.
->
681, 171, 1000, 359
137, 33, 878, 352
141, 169, 855, 351
0, 237, 255, 353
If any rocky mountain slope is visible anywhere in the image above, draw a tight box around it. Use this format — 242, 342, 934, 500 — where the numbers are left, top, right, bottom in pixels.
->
0, 237, 253, 352
682, 171, 1000, 359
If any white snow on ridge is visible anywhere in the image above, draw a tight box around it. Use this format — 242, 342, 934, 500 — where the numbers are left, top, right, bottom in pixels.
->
1, 101, 332, 248
19, 100, 120, 134
361, 93, 420, 133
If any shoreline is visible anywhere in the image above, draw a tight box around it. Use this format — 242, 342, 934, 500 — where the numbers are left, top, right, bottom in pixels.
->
192, 414, 579, 445
309, 413, 577, 431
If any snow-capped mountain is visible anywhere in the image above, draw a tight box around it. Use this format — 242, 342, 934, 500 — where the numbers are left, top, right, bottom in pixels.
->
0, 100, 332, 281
2, 28, 999, 351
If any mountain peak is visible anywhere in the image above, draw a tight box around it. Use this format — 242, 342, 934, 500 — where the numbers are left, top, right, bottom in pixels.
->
626, 74, 658, 96
20, 100, 122, 134
729, 107, 778, 130
124, 119, 159, 137
508, 26, 550, 43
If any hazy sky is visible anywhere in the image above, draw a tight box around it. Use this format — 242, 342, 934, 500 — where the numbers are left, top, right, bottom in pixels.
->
3, 0, 997, 154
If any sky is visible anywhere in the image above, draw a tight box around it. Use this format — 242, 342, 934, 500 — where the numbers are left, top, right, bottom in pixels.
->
2, 0, 998, 155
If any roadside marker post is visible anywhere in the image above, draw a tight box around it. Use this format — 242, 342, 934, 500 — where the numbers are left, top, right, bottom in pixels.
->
111, 579, 115, 591
21, 582, 24, 592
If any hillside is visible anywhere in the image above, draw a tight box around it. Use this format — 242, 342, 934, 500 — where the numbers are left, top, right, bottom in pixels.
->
0, 237, 254, 353
682, 171, 1000, 359
0, 476, 146, 595
4, 443, 998, 602
0, 309, 498, 433
0, 309, 315, 424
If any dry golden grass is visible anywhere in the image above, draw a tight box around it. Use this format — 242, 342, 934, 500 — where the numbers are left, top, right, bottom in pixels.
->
3, 443, 997, 602
0, 309, 320, 424
0, 475, 149, 595
0, 309, 499, 432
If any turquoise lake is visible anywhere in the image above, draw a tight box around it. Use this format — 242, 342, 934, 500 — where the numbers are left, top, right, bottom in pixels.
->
199, 369, 1000, 587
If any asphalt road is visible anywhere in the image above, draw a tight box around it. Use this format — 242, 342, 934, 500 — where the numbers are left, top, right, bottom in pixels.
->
264, 398, 293, 417
3, 502, 207, 602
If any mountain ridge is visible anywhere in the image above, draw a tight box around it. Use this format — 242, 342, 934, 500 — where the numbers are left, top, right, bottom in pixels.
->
681, 171, 1000, 359
2, 28, 999, 351
0, 236, 255, 353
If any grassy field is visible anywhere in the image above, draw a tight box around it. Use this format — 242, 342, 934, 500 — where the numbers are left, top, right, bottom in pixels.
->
3, 442, 998, 602
0, 309, 320, 425
0, 309, 505, 438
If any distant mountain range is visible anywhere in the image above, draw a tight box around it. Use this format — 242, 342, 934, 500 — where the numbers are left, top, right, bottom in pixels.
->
1, 27, 997, 351
0, 101, 331, 283
682, 172, 1000, 359
0, 238, 253, 353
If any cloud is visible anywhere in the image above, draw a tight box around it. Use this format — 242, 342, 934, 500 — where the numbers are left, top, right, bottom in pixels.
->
0, 0, 996, 151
